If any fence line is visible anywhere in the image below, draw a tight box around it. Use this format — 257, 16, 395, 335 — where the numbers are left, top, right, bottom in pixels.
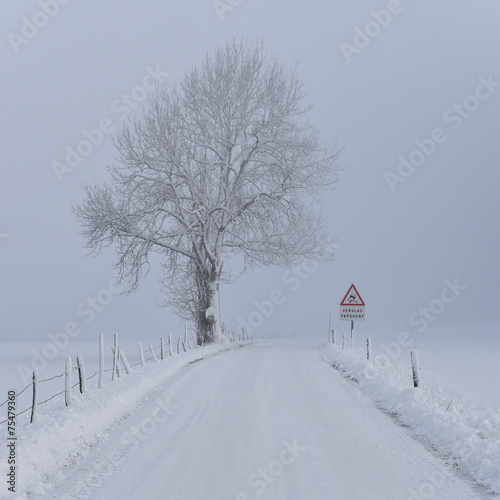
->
0, 337, 168, 425
0, 328, 294, 427
0, 382, 31, 408
327, 331, 423, 390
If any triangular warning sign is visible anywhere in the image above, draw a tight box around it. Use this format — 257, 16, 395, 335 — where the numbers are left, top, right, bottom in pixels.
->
340, 284, 365, 306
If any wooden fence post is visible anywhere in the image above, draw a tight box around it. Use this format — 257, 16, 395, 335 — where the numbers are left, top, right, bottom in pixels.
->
120, 350, 133, 374
177, 336, 180, 354
98, 334, 104, 389
160, 337, 165, 360
30, 370, 38, 423
342, 331, 346, 350
168, 334, 172, 356
332, 329, 336, 344
77, 355, 87, 394
150, 343, 158, 362
367, 338, 372, 361
139, 342, 145, 367
411, 350, 421, 388
65, 357, 72, 407
112, 333, 118, 381
116, 346, 122, 378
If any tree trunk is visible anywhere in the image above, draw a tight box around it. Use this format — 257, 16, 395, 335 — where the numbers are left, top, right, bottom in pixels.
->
194, 271, 223, 345
197, 310, 211, 345
208, 279, 223, 340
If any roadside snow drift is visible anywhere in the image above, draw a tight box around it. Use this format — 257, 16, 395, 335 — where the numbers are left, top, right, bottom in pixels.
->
322, 343, 500, 495
0, 342, 233, 499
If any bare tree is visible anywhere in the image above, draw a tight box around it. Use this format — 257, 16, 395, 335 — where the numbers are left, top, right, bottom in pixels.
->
74, 38, 342, 344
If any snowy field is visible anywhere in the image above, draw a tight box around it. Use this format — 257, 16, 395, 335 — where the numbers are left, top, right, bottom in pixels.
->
322, 323, 500, 497
2, 323, 499, 412
0, 337, 184, 425
0, 326, 499, 499
351, 321, 500, 409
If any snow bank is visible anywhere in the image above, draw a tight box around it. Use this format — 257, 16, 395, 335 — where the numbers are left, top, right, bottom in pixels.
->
321, 343, 500, 494
0, 341, 237, 499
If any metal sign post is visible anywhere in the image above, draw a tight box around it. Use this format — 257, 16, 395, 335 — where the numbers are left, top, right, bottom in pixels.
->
339, 284, 365, 349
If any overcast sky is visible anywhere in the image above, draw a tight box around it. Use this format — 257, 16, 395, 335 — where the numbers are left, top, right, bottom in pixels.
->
1, 0, 499, 346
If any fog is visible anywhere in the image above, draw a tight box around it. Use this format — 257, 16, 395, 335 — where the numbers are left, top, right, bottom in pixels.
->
1, 0, 499, 344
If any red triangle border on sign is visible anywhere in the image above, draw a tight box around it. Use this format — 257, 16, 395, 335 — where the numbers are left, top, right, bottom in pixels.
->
340, 284, 365, 306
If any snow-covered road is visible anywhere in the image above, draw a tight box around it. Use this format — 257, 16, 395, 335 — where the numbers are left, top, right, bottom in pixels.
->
41, 337, 487, 500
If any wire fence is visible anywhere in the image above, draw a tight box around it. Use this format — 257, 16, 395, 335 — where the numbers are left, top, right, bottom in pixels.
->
0, 328, 288, 427
0, 331, 216, 427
